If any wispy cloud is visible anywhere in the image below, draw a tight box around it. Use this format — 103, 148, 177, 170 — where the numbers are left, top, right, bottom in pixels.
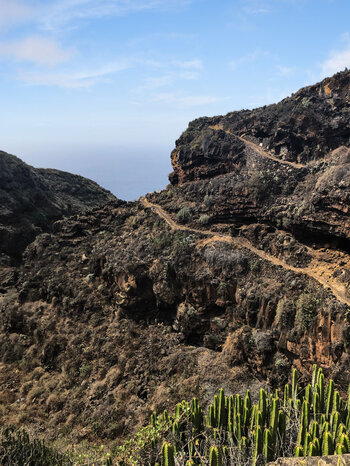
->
17, 61, 131, 88
322, 45, 350, 76
41, 0, 193, 30
0, 36, 72, 66
0, 0, 34, 27
175, 58, 203, 69
240, 0, 271, 15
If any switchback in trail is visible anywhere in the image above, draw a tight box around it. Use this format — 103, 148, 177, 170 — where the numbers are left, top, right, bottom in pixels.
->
141, 198, 350, 307
209, 125, 307, 169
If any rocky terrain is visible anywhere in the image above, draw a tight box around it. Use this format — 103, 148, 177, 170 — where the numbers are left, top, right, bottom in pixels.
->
0, 70, 349, 457
0, 151, 115, 263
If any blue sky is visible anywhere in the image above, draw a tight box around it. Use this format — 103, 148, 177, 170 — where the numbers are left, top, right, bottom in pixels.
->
0, 0, 349, 200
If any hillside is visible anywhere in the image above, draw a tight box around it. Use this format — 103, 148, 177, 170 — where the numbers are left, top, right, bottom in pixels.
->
0, 151, 116, 263
0, 70, 349, 462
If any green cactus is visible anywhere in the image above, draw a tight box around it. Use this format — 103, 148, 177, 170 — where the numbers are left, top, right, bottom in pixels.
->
292, 368, 298, 402
209, 446, 222, 466
305, 384, 312, 405
284, 384, 290, 408
331, 410, 341, 438
339, 433, 350, 453
207, 405, 216, 428
263, 428, 274, 462
269, 398, 279, 448
252, 425, 263, 466
161, 442, 175, 466
258, 389, 267, 425
322, 431, 334, 456
308, 441, 319, 456
217, 388, 227, 429
318, 372, 325, 413
311, 364, 318, 390
310, 420, 320, 440
326, 379, 335, 419
278, 409, 286, 441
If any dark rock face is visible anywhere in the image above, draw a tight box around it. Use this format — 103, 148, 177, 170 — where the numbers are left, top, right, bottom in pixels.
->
0, 151, 116, 261
168, 71, 350, 246
170, 70, 350, 185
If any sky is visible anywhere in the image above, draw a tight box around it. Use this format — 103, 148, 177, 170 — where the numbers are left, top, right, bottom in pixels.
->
0, 0, 350, 200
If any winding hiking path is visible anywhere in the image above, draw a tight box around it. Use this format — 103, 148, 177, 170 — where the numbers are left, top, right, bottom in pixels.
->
209, 125, 307, 169
141, 198, 350, 306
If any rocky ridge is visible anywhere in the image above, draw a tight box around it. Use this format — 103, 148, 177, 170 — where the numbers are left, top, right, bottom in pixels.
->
0, 70, 349, 449
0, 151, 116, 262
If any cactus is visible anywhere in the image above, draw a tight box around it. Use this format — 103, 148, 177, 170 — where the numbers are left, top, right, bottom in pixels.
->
269, 398, 279, 448
207, 405, 216, 428
308, 441, 319, 456
252, 425, 263, 466
305, 384, 312, 405
191, 398, 203, 433
331, 410, 341, 438
258, 389, 267, 425
318, 372, 325, 413
161, 443, 175, 466
217, 388, 227, 429
339, 433, 350, 453
311, 364, 318, 390
278, 409, 286, 441
322, 431, 334, 456
209, 446, 222, 466
263, 428, 274, 462
310, 420, 320, 440
326, 379, 335, 419
292, 368, 298, 404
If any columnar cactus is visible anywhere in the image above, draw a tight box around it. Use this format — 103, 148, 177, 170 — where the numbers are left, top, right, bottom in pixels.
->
209, 446, 222, 466
161, 442, 175, 466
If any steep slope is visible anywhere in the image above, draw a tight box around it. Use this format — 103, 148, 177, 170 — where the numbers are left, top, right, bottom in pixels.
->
0, 151, 116, 262
0, 71, 349, 449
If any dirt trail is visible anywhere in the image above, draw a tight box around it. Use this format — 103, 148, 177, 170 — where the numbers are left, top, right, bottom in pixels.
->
209, 125, 306, 169
141, 198, 350, 306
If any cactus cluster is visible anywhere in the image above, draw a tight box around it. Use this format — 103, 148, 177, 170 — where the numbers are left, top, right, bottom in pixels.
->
146, 365, 350, 465
0, 427, 72, 466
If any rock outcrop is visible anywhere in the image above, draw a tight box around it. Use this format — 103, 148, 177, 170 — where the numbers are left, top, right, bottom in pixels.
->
0, 151, 116, 261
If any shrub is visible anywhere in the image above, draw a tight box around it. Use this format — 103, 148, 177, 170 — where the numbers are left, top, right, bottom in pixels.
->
295, 293, 320, 330
199, 214, 211, 225
176, 206, 192, 224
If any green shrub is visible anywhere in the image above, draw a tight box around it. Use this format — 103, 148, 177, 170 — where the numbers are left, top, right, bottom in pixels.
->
153, 234, 172, 252
199, 214, 211, 225
176, 207, 192, 224
295, 293, 320, 329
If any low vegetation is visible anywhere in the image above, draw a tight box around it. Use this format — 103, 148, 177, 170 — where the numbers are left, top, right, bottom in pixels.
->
116, 365, 350, 465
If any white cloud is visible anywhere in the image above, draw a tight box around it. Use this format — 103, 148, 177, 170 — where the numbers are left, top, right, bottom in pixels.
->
17, 61, 130, 88
175, 58, 203, 69
41, 0, 192, 30
322, 46, 350, 76
0, 36, 72, 66
0, 0, 34, 27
